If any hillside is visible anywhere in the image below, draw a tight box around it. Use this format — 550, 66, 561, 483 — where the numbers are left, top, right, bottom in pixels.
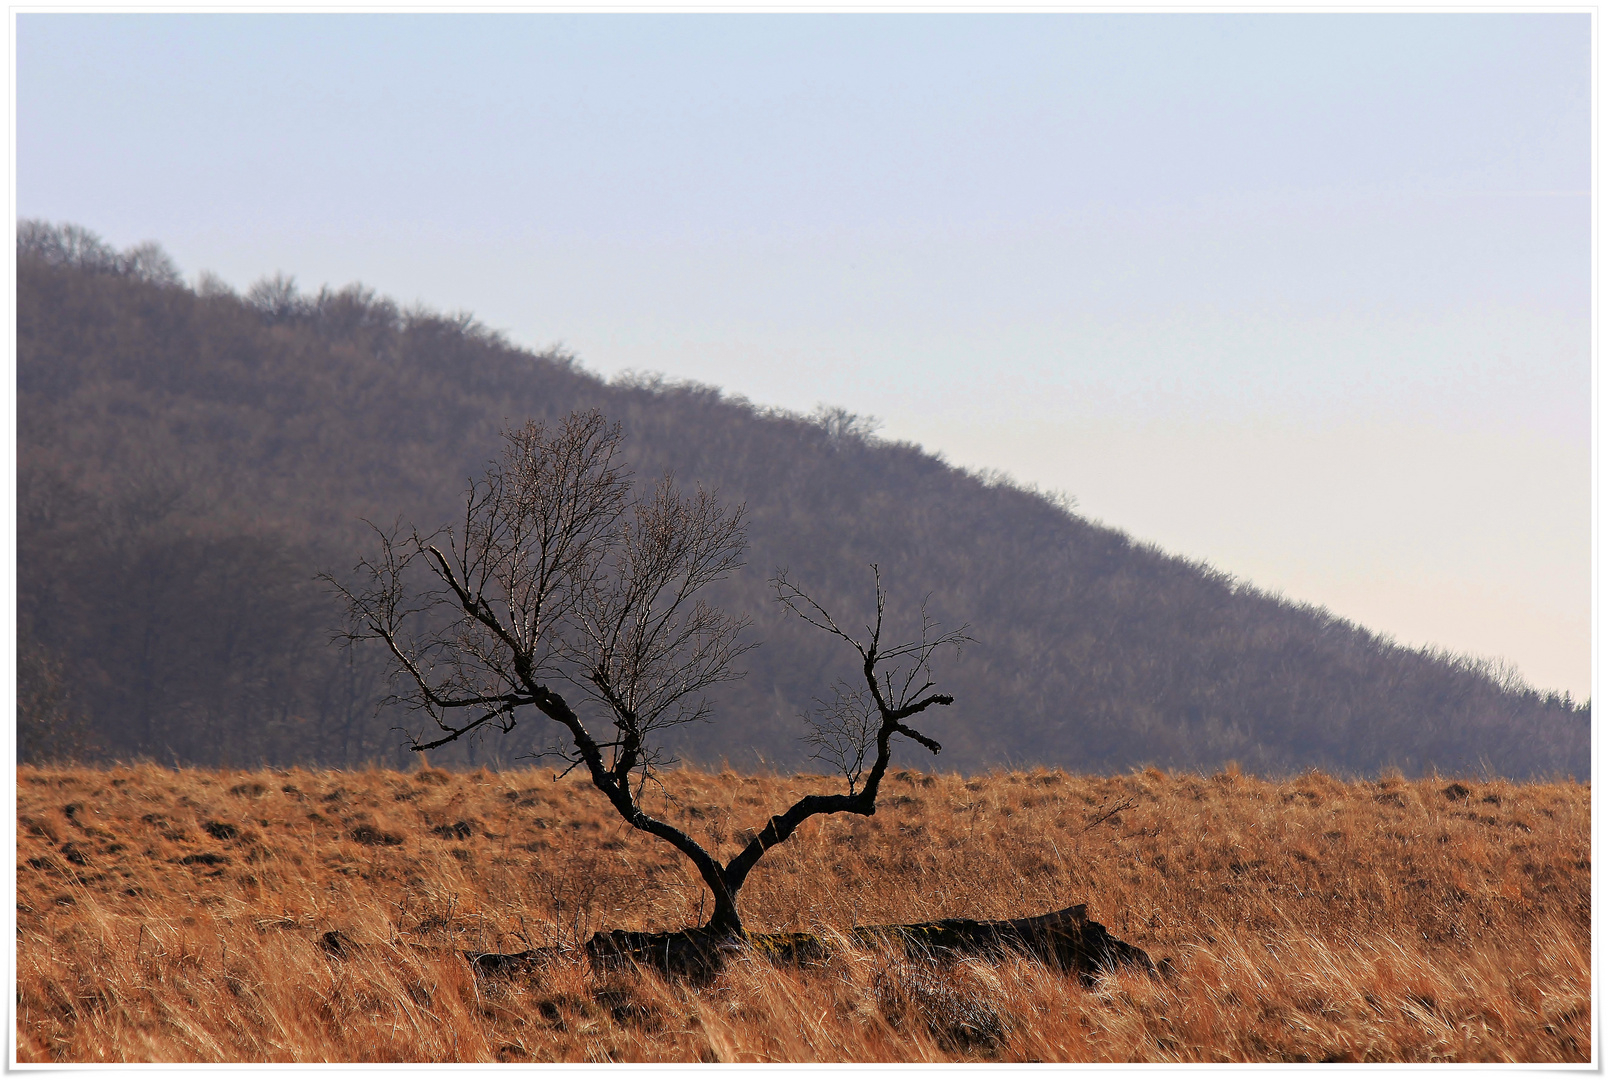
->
16, 221, 1590, 777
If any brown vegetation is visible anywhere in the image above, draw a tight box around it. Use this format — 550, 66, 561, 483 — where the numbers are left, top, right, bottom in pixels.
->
16, 763, 1589, 1062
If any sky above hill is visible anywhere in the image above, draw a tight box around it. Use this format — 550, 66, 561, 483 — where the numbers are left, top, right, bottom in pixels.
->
15, 13, 1592, 699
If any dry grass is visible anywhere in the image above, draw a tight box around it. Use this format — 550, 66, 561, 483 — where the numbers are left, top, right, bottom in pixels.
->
15, 761, 1590, 1062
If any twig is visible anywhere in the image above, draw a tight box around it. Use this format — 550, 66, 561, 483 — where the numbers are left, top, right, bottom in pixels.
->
1082, 797, 1136, 833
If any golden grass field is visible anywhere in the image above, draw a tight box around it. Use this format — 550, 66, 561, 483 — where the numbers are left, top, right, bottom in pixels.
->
14, 761, 1591, 1063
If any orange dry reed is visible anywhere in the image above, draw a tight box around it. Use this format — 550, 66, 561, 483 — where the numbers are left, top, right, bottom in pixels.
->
15, 762, 1590, 1062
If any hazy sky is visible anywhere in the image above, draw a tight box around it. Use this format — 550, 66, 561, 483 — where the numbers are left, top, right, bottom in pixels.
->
16, 13, 1592, 699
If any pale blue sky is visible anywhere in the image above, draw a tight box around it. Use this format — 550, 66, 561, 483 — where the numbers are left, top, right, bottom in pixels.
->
16, 13, 1592, 698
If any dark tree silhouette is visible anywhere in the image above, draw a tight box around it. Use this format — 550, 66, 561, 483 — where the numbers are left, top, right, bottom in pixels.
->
17, 625, 93, 764
332, 410, 966, 937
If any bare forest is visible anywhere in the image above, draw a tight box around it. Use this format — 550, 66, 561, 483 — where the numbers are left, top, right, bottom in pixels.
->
16, 221, 1589, 779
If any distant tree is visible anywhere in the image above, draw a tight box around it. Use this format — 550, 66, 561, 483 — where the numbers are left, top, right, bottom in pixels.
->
810, 403, 882, 445
17, 219, 181, 286
17, 626, 93, 764
245, 273, 305, 324
331, 410, 966, 936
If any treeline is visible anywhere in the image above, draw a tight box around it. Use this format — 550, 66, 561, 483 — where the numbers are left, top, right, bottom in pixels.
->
16, 221, 1589, 778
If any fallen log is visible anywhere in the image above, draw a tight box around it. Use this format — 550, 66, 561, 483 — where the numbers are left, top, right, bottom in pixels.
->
580, 904, 1156, 984
851, 903, 1152, 986
583, 926, 738, 982
463, 944, 572, 976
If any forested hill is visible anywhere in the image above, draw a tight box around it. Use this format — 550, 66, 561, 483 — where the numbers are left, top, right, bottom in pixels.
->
17, 222, 1589, 778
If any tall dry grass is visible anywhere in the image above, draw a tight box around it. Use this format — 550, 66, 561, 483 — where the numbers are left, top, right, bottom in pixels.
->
15, 762, 1590, 1062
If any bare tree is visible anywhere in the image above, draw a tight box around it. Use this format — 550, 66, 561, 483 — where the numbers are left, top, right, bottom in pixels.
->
17, 626, 93, 764
332, 410, 966, 937
784, 570, 963, 795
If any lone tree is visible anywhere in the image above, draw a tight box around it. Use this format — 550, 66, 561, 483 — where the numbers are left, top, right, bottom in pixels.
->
333, 410, 966, 939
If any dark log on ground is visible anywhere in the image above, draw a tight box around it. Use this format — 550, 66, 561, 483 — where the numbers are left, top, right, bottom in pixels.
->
578, 904, 1156, 984
858, 903, 1156, 987
463, 945, 572, 976
584, 927, 742, 983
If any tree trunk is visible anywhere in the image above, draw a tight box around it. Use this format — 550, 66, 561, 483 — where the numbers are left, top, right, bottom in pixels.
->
584, 925, 740, 982
705, 894, 743, 937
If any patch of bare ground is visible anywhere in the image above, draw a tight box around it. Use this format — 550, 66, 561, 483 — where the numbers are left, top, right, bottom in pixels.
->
15, 762, 1588, 1062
